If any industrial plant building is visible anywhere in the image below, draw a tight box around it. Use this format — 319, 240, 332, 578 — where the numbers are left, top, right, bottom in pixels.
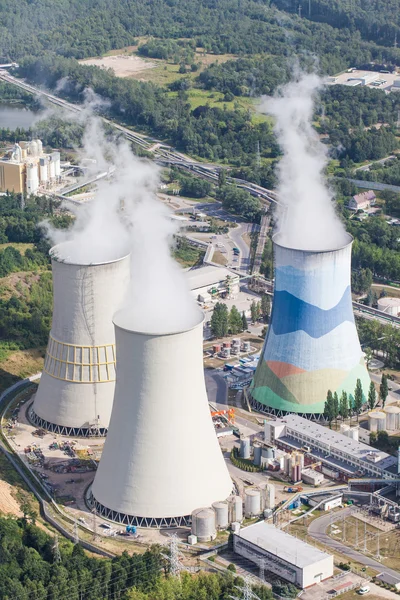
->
30, 243, 130, 436
233, 522, 334, 588
89, 312, 232, 527
251, 234, 370, 416
0, 139, 61, 194
187, 265, 240, 302
265, 414, 398, 480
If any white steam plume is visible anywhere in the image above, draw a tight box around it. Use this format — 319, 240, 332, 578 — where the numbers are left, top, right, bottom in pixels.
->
45, 95, 200, 332
260, 72, 348, 251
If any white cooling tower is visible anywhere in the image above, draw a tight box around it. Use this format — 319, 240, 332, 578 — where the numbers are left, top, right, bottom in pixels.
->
30, 243, 130, 436
89, 313, 232, 527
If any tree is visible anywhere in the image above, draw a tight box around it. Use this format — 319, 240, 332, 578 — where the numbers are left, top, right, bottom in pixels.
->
241, 311, 248, 331
260, 293, 270, 322
364, 347, 373, 369
324, 390, 334, 428
353, 378, 364, 421
368, 381, 377, 410
339, 391, 349, 421
380, 373, 389, 408
210, 302, 229, 337
229, 305, 243, 334
333, 392, 339, 427
250, 300, 259, 323
218, 169, 227, 188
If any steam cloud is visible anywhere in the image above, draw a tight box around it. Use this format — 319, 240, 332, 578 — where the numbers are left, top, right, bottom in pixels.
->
45, 97, 201, 333
260, 72, 348, 251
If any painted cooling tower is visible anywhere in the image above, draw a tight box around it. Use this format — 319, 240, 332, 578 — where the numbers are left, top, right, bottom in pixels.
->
30, 243, 130, 436
89, 313, 232, 527
251, 234, 370, 415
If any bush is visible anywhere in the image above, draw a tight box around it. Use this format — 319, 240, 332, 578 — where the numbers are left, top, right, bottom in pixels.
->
227, 563, 236, 573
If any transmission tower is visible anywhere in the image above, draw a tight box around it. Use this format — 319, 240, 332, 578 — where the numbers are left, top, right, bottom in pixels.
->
258, 558, 266, 582
256, 141, 261, 169
73, 518, 80, 545
230, 577, 261, 600
298, 4, 302, 18
162, 534, 182, 578
53, 535, 61, 563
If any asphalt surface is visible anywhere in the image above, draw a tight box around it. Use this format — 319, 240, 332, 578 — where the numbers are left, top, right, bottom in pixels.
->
309, 507, 400, 578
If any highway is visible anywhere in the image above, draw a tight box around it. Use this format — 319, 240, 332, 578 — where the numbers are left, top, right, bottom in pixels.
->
309, 507, 400, 579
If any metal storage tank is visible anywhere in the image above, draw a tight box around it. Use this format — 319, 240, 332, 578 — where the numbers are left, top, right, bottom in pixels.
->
223, 341, 231, 349
232, 496, 243, 522
385, 406, 400, 431
49, 157, 56, 179
232, 338, 241, 347
377, 297, 400, 317
26, 163, 39, 194
265, 483, 275, 509
30, 242, 130, 436
368, 411, 387, 432
244, 488, 261, 518
191, 508, 216, 542
253, 444, 262, 466
240, 436, 251, 459
213, 344, 221, 354
39, 157, 49, 183
250, 234, 370, 416
90, 313, 232, 527
212, 501, 229, 530
243, 341, 251, 352
36, 139, 43, 155
52, 152, 61, 177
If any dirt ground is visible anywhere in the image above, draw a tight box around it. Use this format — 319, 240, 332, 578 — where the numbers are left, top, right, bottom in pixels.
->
79, 55, 156, 78
0, 480, 23, 517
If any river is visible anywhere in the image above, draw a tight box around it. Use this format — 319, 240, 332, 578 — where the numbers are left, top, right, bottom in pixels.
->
0, 105, 38, 130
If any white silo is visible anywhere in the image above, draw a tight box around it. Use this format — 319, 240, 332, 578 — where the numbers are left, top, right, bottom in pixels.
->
244, 488, 261, 517
36, 139, 43, 156
212, 501, 229, 530
30, 243, 130, 436
89, 313, 232, 527
26, 163, 39, 194
191, 508, 216, 542
384, 406, 400, 431
49, 156, 56, 179
52, 152, 61, 177
368, 411, 387, 432
265, 483, 275, 509
39, 157, 49, 183
231, 495, 243, 523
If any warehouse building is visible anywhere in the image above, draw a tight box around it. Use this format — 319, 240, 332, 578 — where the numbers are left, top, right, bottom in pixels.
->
186, 265, 240, 302
265, 414, 398, 480
233, 522, 333, 588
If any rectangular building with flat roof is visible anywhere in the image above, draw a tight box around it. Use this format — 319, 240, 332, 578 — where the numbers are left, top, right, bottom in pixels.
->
233, 522, 333, 588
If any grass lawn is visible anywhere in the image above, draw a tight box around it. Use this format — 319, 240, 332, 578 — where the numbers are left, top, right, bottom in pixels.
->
0, 242, 34, 254
173, 245, 205, 268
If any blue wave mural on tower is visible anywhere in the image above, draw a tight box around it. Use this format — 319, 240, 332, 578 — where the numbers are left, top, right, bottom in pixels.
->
271, 286, 354, 338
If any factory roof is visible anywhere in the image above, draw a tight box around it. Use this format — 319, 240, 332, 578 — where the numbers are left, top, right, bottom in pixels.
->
186, 265, 239, 291
272, 414, 397, 473
236, 522, 331, 568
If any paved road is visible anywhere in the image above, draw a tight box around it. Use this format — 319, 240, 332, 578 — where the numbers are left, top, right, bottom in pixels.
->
228, 222, 253, 272
355, 156, 396, 172
369, 372, 400, 405
309, 508, 400, 579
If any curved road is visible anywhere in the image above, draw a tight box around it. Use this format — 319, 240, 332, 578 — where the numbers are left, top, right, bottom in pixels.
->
309, 508, 400, 579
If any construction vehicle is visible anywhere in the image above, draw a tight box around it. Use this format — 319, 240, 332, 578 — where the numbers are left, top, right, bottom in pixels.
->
211, 408, 235, 424
283, 486, 303, 493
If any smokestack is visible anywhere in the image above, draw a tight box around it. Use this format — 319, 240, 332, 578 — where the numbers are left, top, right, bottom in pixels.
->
251, 233, 370, 416
30, 243, 130, 436
89, 313, 232, 527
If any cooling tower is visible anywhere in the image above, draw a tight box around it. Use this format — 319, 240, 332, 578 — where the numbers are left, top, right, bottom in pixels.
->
251, 234, 370, 416
30, 243, 130, 436
89, 313, 232, 527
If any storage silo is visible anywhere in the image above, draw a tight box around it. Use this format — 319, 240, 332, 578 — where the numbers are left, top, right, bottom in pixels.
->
250, 234, 370, 416
26, 163, 39, 194
191, 508, 216, 542
30, 243, 130, 436
377, 297, 400, 317
240, 436, 251, 459
213, 501, 229, 530
265, 483, 276, 509
52, 152, 61, 177
39, 156, 49, 183
384, 406, 400, 431
253, 444, 262, 466
232, 496, 243, 522
368, 411, 387, 432
90, 313, 232, 527
244, 488, 261, 518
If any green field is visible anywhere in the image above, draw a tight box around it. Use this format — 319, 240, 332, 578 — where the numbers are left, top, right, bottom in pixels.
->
0, 243, 34, 254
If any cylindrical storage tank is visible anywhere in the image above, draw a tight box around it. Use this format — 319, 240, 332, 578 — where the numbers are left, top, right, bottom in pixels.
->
52, 152, 61, 177
284, 455, 291, 475
90, 313, 232, 527
36, 139, 43, 155
213, 344, 221, 354
253, 444, 262, 466
232, 495, 243, 522
243, 341, 251, 352
222, 348, 231, 358
384, 406, 400, 431
251, 234, 370, 416
265, 483, 275, 509
212, 501, 229, 530
39, 157, 48, 183
245, 488, 261, 518
191, 508, 216, 542
29, 140, 38, 156
30, 242, 130, 436
49, 158, 56, 179
377, 297, 400, 317
368, 411, 387, 432
231, 346, 239, 355
240, 437, 251, 459
348, 427, 359, 441
262, 446, 274, 459
223, 341, 231, 348
26, 163, 39, 194
232, 338, 240, 346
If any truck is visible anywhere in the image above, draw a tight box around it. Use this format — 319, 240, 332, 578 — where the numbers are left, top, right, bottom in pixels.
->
233, 247, 240, 255
283, 486, 303, 493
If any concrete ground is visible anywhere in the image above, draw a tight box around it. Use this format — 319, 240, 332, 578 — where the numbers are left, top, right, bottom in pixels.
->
301, 572, 367, 600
